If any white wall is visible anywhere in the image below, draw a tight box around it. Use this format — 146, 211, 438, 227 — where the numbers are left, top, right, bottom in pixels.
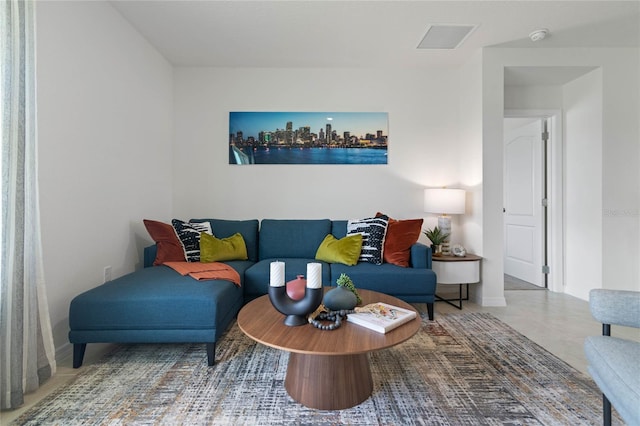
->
504, 85, 563, 111
598, 52, 640, 292
172, 68, 463, 236
458, 51, 483, 253
36, 1, 174, 356
457, 51, 486, 303
563, 69, 603, 300
480, 53, 508, 306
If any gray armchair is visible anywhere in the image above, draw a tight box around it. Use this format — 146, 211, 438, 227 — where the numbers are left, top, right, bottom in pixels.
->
585, 289, 640, 426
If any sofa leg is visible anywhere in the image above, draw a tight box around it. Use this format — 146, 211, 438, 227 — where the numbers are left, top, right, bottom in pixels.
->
426, 303, 435, 321
603, 394, 611, 426
206, 342, 216, 366
73, 343, 86, 368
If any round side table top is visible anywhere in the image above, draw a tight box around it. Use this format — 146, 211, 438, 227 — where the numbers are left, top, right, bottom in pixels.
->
432, 253, 482, 262
237, 287, 421, 356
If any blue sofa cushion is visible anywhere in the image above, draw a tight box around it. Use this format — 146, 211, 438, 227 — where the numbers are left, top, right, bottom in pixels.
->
259, 219, 331, 259
191, 219, 260, 262
331, 220, 348, 238
69, 266, 243, 333
330, 262, 436, 299
218, 260, 254, 287
244, 258, 331, 301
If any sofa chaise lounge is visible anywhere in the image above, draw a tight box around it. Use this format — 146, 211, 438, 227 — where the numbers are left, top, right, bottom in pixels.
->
69, 218, 437, 367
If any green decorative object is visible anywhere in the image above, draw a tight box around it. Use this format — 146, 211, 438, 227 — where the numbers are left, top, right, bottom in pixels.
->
422, 226, 449, 246
423, 226, 450, 257
315, 234, 363, 266
336, 273, 361, 304
200, 232, 248, 263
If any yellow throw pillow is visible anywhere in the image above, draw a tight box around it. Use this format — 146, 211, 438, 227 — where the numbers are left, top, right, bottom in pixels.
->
200, 232, 248, 263
315, 234, 363, 266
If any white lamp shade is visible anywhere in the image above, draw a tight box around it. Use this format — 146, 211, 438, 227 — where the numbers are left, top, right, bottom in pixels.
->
424, 188, 466, 215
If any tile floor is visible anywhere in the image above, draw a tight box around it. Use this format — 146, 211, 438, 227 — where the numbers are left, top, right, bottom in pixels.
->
504, 273, 546, 290
2, 288, 639, 423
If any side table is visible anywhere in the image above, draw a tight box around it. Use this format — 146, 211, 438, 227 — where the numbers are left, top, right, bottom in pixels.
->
432, 253, 481, 309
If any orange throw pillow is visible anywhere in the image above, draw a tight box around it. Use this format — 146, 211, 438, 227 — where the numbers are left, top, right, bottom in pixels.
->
143, 219, 186, 265
377, 213, 423, 267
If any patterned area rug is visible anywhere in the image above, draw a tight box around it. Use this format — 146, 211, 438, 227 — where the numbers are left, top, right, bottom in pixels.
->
12, 312, 609, 425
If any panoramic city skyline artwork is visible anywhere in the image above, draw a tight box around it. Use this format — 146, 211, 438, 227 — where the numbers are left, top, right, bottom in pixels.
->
229, 112, 388, 165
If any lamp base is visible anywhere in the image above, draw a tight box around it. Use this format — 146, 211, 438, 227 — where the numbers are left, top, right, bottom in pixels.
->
438, 216, 452, 256
441, 242, 451, 256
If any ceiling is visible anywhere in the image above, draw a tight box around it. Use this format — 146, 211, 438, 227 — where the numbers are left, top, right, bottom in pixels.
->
110, 0, 639, 69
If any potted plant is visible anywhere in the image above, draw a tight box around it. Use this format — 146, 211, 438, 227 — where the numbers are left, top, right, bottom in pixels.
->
423, 227, 449, 256
336, 273, 361, 304
324, 273, 361, 310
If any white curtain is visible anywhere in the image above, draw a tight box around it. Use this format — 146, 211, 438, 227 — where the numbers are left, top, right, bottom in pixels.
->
1, 0, 56, 410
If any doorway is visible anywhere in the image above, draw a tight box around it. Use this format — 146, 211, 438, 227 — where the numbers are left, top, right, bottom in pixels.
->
503, 110, 564, 292
503, 118, 547, 288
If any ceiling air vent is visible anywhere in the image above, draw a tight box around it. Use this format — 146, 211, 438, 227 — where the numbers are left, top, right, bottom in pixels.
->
417, 24, 478, 49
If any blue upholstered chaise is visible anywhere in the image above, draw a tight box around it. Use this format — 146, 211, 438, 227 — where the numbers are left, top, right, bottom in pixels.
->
69, 219, 258, 368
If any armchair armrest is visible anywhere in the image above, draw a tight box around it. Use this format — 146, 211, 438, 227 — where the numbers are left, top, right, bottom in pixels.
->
589, 289, 640, 329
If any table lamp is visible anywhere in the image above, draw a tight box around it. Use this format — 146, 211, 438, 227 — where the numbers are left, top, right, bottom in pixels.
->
424, 188, 466, 255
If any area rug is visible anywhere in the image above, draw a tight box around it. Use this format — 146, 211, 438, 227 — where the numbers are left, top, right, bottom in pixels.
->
12, 312, 610, 425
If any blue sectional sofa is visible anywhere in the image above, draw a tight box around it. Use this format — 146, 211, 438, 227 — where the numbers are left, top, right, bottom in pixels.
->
69, 218, 436, 367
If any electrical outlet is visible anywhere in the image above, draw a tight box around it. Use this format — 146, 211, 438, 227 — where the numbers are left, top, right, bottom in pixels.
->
104, 266, 112, 283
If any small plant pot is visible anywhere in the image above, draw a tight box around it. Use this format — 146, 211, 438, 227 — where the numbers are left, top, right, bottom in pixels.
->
432, 244, 443, 256
323, 286, 358, 310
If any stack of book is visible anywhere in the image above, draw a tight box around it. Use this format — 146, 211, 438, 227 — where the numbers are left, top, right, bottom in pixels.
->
346, 302, 417, 334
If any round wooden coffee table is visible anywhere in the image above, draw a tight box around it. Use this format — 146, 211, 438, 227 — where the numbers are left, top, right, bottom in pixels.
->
237, 288, 421, 410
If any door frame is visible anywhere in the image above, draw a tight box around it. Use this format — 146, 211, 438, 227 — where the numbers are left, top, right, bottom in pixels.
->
504, 109, 564, 293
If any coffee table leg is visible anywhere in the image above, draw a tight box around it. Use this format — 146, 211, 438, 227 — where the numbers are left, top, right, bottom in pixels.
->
285, 352, 373, 410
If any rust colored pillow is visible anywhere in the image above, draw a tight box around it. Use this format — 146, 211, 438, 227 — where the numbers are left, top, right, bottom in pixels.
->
376, 213, 423, 267
143, 219, 186, 265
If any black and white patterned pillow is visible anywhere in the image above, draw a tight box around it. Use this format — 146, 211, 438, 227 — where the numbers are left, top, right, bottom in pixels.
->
171, 219, 213, 262
346, 216, 389, 265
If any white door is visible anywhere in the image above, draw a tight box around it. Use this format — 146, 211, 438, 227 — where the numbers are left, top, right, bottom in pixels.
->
503, 119, 544, 287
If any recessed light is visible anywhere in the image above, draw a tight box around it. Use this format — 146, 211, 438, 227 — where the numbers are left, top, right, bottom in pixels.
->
417, 24, 478, 50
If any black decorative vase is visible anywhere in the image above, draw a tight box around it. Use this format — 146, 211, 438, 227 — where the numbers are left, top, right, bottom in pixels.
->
323, 286, 358, 311
268, 285, 323, 326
